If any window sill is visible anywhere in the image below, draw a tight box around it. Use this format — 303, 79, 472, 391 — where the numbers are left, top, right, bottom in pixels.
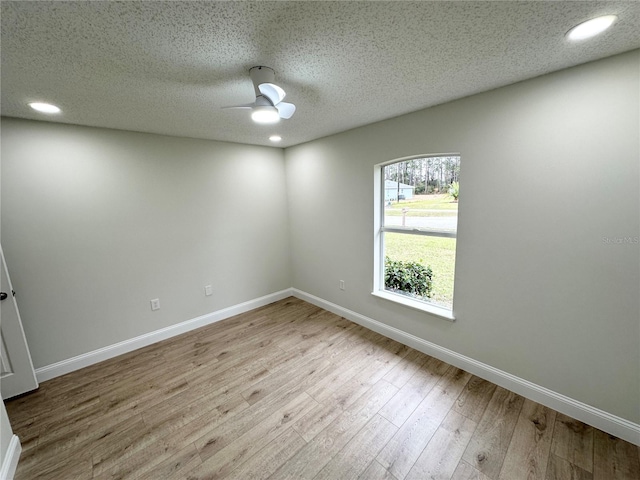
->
371, 290, 455, 322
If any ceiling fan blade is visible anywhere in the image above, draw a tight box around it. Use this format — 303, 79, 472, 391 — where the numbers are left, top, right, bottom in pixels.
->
275, 102, 296, 119
222, 103, 255, 110
259, 83, 286, 105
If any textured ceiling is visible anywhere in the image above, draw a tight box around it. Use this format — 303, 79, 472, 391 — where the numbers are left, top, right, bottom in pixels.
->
2, 1, 639, 148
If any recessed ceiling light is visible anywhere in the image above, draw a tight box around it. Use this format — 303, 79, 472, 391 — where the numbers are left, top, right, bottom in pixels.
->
28, 102, 61, 114
269, 135, 282, 143
566, 15, 617, 41
251, 106, 280, 124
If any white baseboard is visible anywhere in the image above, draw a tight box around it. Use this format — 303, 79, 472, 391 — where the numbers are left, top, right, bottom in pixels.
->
32, 286, 640, 446
291, 288, 640, 446
0, 435, 21, 480
35, 289, 293, 383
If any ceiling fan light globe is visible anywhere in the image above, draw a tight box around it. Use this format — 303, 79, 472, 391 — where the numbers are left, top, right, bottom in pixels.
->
251, 106, 280, 124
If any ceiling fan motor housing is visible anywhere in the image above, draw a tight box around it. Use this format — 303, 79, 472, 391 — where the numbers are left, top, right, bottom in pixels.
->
249, 66, 276, 95
222, 66, 295, 120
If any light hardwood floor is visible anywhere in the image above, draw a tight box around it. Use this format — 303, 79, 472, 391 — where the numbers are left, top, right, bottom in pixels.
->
5, 297, 640, 479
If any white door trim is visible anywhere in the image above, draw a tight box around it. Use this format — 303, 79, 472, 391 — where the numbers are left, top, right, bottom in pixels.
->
0, 435, 21, 480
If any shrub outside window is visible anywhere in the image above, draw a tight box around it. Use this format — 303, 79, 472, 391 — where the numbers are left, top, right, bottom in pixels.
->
373, 155, 460, 319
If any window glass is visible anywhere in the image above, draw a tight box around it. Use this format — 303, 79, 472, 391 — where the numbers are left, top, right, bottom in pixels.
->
377, 155, 460, 313
383, 232, 457, 310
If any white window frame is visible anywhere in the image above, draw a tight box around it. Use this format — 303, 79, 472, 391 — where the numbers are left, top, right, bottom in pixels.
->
372, 154, 459, 321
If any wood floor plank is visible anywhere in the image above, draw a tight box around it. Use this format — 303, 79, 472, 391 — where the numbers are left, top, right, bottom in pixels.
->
291, 315, 358, 353
240, 355, 328, 405
461, 386, 525, 479
261, 330, 342, 375
184, 348, 283, 397
314, 414, 398, 480
100, 371, 190, 416
184, 362, 271, 404
360, 336, 411, 375
376, 367, 472, 480
292, 401, 343, 443
28, 456, 93, 480
12, 391, 102, 434
498, 398, 556, 480
545, 453, 593, 480
93, 434, 173, 480
160, 315, 276, 361
148, 392, 251, 452
174, 362, 333, 455
593, 429, 640, 480
162, 395, 252, 456
378, 356, 450, 427
23, 404, 145, 471
4, 394, 47, 429
381, 348, 430, 389
34, 394, 130, 447
273, 379, 398, 478
16, 415, 146, 479
18, 415, 144, 478
453, 375, 498, 423
91, 422, 170, 477
222, 428, 307, 480
451, 460, 493, 480
141, 383, 248, 429
138, 443, 202, 480
358, 460, 399, 480
190, 387, 306, 464
276, 310, 352, 352
256, 359, 337, 408
328, 338, 409, 412
4, 297, 638, 480
189, 392, 318, 479
301, 328, 391, 403
551, 412, 594, 473
165, 335, 264, 374
37, 345, 167, 400
321, 325, 380, 365
304, 352, 374, 404
405, 409, 477, 480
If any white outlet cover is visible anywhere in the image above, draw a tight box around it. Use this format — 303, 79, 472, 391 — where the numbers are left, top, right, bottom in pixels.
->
204, 285, 213, 296
150, 298, 160, 311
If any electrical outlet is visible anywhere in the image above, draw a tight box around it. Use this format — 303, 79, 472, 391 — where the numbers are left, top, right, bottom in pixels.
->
204, 285, 213, 296
150, 298, 160, 311
339, 280, 345, 291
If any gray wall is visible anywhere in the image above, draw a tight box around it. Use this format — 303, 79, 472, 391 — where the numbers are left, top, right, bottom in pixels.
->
285, 50, 640, 423
1, 119, 291, 367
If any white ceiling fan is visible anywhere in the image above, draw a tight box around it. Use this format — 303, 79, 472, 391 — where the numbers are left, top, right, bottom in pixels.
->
224, 66, 296, 124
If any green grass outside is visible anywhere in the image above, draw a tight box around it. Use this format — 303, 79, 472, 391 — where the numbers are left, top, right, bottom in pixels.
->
384, 232, 456, 309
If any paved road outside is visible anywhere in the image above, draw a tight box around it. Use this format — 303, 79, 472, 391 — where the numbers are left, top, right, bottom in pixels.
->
384, 213, 457, 231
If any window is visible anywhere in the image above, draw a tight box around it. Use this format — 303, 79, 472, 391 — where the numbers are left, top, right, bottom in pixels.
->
373, 155, 460, 320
